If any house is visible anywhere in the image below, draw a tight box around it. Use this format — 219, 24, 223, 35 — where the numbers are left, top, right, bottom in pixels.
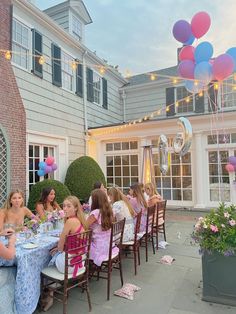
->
0, 0, 235, 209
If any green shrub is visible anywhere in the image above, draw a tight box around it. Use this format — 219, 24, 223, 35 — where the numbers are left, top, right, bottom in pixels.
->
27, 179, 71, 211
64, 156, 106, 202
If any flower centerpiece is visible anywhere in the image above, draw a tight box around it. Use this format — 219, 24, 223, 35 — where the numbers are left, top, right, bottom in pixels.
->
46, 210, 65, 230
192, 203, 236, 306
25, 215, 40, 235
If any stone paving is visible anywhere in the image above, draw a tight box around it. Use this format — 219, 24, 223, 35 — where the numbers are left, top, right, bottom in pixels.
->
35, 210, 236, 314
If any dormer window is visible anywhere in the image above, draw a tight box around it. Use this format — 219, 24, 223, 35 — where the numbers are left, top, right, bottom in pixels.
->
72, 15, 82, 40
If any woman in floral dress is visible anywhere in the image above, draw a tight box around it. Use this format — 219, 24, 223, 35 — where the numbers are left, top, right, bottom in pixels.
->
35, 187, 61, 219
108, 187, 135, 242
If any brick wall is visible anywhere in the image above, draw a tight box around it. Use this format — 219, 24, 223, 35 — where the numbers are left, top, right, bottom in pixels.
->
0, 0, 26, 194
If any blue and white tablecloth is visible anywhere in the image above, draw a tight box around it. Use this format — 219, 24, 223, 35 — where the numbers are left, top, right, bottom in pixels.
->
0, 233, 59, 314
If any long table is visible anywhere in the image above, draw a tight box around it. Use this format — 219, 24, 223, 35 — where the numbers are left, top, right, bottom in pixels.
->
0, 234, 59, 314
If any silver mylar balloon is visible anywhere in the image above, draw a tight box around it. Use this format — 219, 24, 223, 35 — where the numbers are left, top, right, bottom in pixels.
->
158, 134, 168, 175
173, 117, 192, 156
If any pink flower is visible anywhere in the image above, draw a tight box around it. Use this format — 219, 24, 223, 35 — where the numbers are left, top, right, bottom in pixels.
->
224, 212, 230, 218
47, 213, 53, 221
210, 224, 218, 233
229, 219, 236, 226
58, 210, 65, 219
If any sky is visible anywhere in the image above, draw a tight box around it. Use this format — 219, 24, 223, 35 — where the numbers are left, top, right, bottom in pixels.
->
35, 0, 236, 75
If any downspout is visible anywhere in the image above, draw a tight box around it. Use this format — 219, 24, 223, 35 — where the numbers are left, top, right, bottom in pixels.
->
122, 89, 126, 122
82, 50, 88, 131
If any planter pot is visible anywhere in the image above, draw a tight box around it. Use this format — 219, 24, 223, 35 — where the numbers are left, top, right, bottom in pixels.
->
202, 251, 236, 306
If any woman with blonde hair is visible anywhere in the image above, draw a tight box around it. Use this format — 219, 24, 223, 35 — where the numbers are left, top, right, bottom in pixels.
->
144, 182, 162, 207
127, 183, 148, 232
108, 187, 135, 242
0, 190, 34, 231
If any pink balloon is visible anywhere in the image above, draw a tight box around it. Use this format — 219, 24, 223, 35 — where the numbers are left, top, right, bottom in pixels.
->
45, 156, 55, 166
191, 12, 211, 39
225, 163, 235, 173
179, 46, 195, 62
212, 54, 234, 81
178, 60, 195, 79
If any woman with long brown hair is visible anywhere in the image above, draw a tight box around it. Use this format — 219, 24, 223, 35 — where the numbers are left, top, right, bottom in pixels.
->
108, 187, 135, 242
35, 187, 61, 219
86, 189, 117, 266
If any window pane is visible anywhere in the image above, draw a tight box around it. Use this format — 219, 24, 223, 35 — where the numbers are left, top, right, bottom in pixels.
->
182, 153, 191, 163
182, 165, 191, 176
182, 177, 192, 188
208, 151, 217, 163
131, 166, 138, 176
208, 135, 217, 144
114, 156, 121, 165
122, 142, 129, 150
183, 190, 192, 201
131, 155, 138, 164
172, 165, 180, 176
122, 155, 129, 165
123, 177, 130, 187
231, 133, 236, 143
163, 189, 171, 200
29, 145, 33, 157
130, 141, 137, 149
172, 177, 181, 188
107, 167, 113, 176
114, 143, 121, 150
172, 189, 182, 200
115, 178, 121, 187
218, 134, 230, 144
115, 167, 121, 176
123, 166, 130, 176
106, 143, 113, 151
106, 156, 113, 166
163, 177, 171, 188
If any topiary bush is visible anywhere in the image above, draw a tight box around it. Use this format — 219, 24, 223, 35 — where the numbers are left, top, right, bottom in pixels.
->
64, 156, 106, 202
27, 179, 71, 211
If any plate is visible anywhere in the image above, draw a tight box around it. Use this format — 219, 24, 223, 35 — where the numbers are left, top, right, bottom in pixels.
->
22, 243, 38, 249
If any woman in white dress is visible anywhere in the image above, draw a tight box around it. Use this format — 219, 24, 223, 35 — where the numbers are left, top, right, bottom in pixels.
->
108, 187, 136, 242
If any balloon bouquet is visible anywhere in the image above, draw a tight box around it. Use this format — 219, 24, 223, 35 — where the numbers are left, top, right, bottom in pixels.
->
37, 156, 58, 177
173, 11, 236, 93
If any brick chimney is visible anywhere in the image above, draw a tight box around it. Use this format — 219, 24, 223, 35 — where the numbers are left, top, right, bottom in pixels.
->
0, 0, 26, 194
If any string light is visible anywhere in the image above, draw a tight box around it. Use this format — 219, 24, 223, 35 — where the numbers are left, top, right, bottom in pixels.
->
175, 101, 179, 107
186, 97, 190, 103
99, 66, 105, 75
38, 56, 45, 65
125, 70, 131, 78
166, 106, 170, 112
233, 85, 236, 90
234, 73, 236, 81
71, 61, 77, 70
199, 91, 203, 97
214, 82, 219, 90
5, 50, 11, 60
150, 74, 157, 81
194, 80, 198, 86
172, 78, 178, 84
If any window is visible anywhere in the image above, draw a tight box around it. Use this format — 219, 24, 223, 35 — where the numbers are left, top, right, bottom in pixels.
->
93, 72, 101, 105
222, 77, 236, 108
176, 86, 193, 113
29, 144, 55, 192
72, 15, 82, 40
153, 152, 192, 201
207, 133, 232, 145
61, 51, 74, 91
105, 141, 138, 193
12, 19, 30, 69
208, 150, 230, 202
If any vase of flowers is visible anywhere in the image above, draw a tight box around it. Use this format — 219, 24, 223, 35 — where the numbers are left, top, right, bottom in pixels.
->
25, 215, 40, 235
47, 210, 65, 230
192, 203, 236, 306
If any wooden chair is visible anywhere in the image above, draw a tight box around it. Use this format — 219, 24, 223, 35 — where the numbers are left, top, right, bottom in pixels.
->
153, 200, 167, 250
140, 205, 156, 262
90, 218, 125, 300
122, 211, 142, 275
40, 230, 92, 314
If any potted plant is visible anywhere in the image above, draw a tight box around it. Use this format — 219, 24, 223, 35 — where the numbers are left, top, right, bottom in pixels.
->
192, 203, 236, 306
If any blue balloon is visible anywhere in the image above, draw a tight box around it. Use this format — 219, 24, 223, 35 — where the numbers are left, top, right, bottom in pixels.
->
226, 47, 236, 71
37, 169, 45, 177
194, 41, 213, 63
38, 161, 46, 169
185, 80, 204, 94
184, 34, 195, 46
194, 61, 213, 85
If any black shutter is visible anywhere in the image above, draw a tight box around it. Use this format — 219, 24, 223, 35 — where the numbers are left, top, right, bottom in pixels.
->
208, 83, 217, 112
76, 62, 83, 97
32, 29, 43, 78
87, 67, 94, 102
194, 91, 205, 113
51, 43, 62, 87
166, 87, 175, 116
102, 78, 108, 109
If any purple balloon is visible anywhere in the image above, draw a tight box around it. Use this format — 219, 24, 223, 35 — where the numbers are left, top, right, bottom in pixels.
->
51, 163, 58, 171
212, 54, 234, 81
229, 156, 236, 166
45, 165, 52, 174
173, 20, 192, 43
178, 60, 195, 79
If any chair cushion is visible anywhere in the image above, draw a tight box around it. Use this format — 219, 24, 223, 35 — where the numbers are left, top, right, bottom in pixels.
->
122, 240, 134, 245
41, 265, 85, 281
103, 251, 119, 262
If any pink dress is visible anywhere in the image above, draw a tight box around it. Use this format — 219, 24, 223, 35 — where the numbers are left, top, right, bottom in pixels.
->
89, 209, 119, 266
128, 197, 147, 232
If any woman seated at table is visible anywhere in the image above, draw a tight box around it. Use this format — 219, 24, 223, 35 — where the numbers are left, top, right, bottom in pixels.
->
88, 181, 108, 207
86, 189, 117, 266
50, 196, 87, 274
127, 183, 148, 233
0, 231, 16, 260
0, 190, 34, 232
35, 187, 61, 219
108, 187, 135, 242
144, 182, 163, 206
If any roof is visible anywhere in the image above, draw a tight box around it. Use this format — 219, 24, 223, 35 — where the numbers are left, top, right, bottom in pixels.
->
127, 65, 178, 86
